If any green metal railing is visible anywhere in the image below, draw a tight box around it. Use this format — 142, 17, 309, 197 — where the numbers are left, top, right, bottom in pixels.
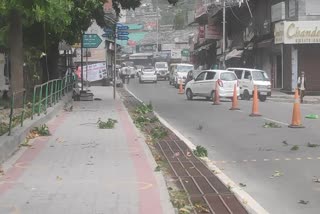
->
8, 89, 26, 136
4, 75, 74, 136
31, 75, 73, 119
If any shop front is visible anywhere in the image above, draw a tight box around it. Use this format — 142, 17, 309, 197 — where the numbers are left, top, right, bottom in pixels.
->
274, 21, 320, 93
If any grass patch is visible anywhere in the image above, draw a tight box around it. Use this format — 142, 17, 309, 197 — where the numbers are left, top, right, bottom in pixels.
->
97, 118, 117, 129
169, 190, 193, 213
151, 126, 168, 140
291, 145, 299, 151
193, 145, 208, 157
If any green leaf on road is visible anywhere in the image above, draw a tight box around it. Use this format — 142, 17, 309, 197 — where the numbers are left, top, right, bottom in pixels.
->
305, 114, 319, 119
291, 145, 299, 151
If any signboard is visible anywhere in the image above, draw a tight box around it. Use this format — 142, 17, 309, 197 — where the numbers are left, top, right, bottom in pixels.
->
83, 34, 102, 48
162, 44, 175, 51
205, 24, 222, 40
118, 31, 129, 36
271, 2, 286, 23
117, 36, 129, 40
274, 21, 320, 44
171, 49, 182, 59
181, 49, 190, 57
76, 63, 107, 82
117, 26, 129, 31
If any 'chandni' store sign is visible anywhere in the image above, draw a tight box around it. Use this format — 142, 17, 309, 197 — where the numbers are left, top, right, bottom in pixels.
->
274, 21, 320, 44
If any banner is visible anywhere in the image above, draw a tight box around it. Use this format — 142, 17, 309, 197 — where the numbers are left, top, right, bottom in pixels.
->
76, 63, 107, 82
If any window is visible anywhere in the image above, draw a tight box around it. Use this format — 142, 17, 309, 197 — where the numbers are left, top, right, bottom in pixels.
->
220, 72, 237, 81
234, 70, 243, 79
206, 72, 216, 80
244, 71, 251, 79
195, 72, 206, 81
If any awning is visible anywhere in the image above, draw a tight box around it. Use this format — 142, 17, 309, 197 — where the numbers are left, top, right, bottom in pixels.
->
257, 38, 274, 48
225, 49, 243, 61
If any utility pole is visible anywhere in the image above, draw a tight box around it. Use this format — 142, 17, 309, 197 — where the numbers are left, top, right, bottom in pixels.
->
222, 0, 226, 69
113, 24, 117, 100
81, 33, 84, 92
156, 0, 159, 55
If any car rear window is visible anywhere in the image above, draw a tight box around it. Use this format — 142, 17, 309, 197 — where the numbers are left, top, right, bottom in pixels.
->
220, 72, 237, 81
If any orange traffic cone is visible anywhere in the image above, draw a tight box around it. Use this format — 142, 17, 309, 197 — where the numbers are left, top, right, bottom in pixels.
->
178, 80, 184, 94
289, 89, 305, 128
213, 81, 221, 105
230, 84, 240, 110
250, 86, 261, 117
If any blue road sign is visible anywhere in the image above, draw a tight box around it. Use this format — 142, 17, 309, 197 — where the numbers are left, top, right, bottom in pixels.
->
116, 23, 123, 27
102, 33, 113, 38
117, 36, 129, 40
117, 31, 129, 36
117, 26, 129, 31
103, 28, 113, 33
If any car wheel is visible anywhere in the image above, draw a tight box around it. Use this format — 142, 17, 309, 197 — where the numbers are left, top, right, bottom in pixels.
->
259, 95, 267, 102
243, 90, 251, 100
186, 89, 193, 100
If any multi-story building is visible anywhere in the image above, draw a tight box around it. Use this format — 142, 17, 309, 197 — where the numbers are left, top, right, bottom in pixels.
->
190, 0, 320, 93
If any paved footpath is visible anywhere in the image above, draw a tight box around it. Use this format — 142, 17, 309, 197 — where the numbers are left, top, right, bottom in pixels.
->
0, 87, 174, 214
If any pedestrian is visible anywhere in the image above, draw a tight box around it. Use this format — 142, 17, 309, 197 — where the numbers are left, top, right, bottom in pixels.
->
297, 71, 307, 103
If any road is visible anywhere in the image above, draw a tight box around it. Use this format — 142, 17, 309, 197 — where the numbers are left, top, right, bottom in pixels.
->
127, 78, 320, 214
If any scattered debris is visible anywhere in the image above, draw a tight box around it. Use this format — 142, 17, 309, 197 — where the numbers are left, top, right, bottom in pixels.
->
20, 140, 32, 147
0, 165, 4, 176
186, 150, 192, 157
196, 125, 203, 131
305, 114, 318, 119
239, 183, 247, 187
282, 140, 288, 146
312, 176, 320, 183
298, 200, 309, 205
63, 103, 73, 112
172, 152, 180, 159
97, 118, 118, 129
154, 166, 161, 172
307, 142, 320, 148
194, 201, 210, 213
193, 145, 208, 157
270, 170, 283, 179
291, 145, 299, 151
56, 176, 63, 181
263, 121, 281, 128
29, 124, 50, 137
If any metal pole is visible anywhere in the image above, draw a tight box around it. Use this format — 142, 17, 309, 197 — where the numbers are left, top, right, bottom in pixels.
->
86, 48, 88, 90
222, 0, 226, 69
81, 33, 84, 92
113, 25, 117, 100
156, 0, 159, 54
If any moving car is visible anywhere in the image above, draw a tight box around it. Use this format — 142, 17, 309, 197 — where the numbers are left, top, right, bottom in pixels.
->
155, 62, 169, 80
139, 67, 157, 83
227, 68, 271, 102
169, 63, 194, 88
185, 70, 240, 101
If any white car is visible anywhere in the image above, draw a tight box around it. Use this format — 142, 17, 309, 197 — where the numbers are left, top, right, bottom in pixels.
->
171, 63, 194, 88
185, 70, 240, 100
139, 68, 157, 83
227, 68, 271, 102
155, 62, 169, 80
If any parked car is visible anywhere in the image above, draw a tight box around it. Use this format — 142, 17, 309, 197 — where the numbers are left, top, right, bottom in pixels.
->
155, 62, 169, 80
169, 63, 194, 88
227, 68, 271, 102
185, 70, 240, 101
139, 67, 157, 83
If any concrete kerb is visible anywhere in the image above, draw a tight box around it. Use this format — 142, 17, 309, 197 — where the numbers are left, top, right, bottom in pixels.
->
124, 86, 269, 214
116, 90, 175, 214
0, 93, 73, 164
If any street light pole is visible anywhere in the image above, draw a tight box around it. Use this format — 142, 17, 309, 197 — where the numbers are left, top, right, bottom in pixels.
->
156, 0, 159, 55
222, 0, 226, 69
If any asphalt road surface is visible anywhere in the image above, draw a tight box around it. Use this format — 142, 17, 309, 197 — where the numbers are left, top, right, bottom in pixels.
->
127, 78, 320, 214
